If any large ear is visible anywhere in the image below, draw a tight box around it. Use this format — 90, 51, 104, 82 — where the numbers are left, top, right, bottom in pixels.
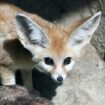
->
15, 14, 49, 54
68, 12, 102, 52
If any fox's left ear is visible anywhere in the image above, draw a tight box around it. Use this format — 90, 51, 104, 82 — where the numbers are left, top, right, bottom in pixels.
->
15, 14, 49, 54
68, 12, 102, 52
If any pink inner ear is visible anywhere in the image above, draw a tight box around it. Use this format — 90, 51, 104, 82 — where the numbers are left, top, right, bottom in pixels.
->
69, 12, 101, 48
24, 41, 28, 45
16, 14, 49, 48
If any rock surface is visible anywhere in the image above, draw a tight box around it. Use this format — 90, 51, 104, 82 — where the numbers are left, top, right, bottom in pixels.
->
52, 44, 105, 105
0, 85, 53, 105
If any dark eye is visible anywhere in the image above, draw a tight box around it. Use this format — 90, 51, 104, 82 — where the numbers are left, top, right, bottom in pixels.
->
64, 57, 71, 65
44, 57, 54, 65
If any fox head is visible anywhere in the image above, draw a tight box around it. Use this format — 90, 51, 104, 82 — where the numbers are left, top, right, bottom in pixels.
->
15, 12, 101, 82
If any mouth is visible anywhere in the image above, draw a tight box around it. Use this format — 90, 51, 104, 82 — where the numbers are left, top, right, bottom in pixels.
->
52, 79, 63, 85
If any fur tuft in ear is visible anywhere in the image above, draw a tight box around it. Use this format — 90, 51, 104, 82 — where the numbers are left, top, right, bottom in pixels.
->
15, 14, 49, 50
69, 11, 102, 52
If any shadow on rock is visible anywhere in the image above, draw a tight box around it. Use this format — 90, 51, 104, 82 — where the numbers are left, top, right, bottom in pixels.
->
33, 69, 62, 100
0, 0, 92, 21
16, 69, 62, 100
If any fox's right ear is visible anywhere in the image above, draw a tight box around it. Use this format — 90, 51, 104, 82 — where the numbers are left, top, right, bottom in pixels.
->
15, 14, 49, 54
68, 12, 101, 54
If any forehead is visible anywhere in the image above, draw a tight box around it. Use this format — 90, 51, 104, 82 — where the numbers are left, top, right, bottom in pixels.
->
44, 25, 72, 57
36, 17, 87, 59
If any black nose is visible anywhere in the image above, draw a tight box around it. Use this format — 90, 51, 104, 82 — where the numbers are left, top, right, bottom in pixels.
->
57, 76, 63, 82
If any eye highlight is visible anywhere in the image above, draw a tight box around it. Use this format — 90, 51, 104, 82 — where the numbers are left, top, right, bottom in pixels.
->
64, 57, 71, 65
44, 57, 54, 65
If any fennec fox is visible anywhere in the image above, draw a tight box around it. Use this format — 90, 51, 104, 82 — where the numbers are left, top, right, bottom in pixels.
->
0, 3, 101, 90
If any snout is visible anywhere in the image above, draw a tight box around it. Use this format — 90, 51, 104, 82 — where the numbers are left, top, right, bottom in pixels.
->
57, 76, 63, 82
51, 74, 67, 83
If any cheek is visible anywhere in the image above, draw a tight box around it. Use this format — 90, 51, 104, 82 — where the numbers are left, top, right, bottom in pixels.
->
64, 60, 75, 72
38, 61, 53, 72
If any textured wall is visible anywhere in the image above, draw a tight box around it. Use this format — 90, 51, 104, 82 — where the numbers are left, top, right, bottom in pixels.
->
88, 0, 105, 60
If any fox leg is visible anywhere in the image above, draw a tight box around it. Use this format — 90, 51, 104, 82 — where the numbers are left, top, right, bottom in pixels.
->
0, 66, 15, 85
21, 70, 33, 90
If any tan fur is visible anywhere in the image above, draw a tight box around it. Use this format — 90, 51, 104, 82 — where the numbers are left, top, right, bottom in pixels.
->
0, 3, 96, 89
0, 3, 85, 61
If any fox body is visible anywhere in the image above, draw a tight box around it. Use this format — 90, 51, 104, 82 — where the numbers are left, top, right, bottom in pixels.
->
0, 3, 101, 90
